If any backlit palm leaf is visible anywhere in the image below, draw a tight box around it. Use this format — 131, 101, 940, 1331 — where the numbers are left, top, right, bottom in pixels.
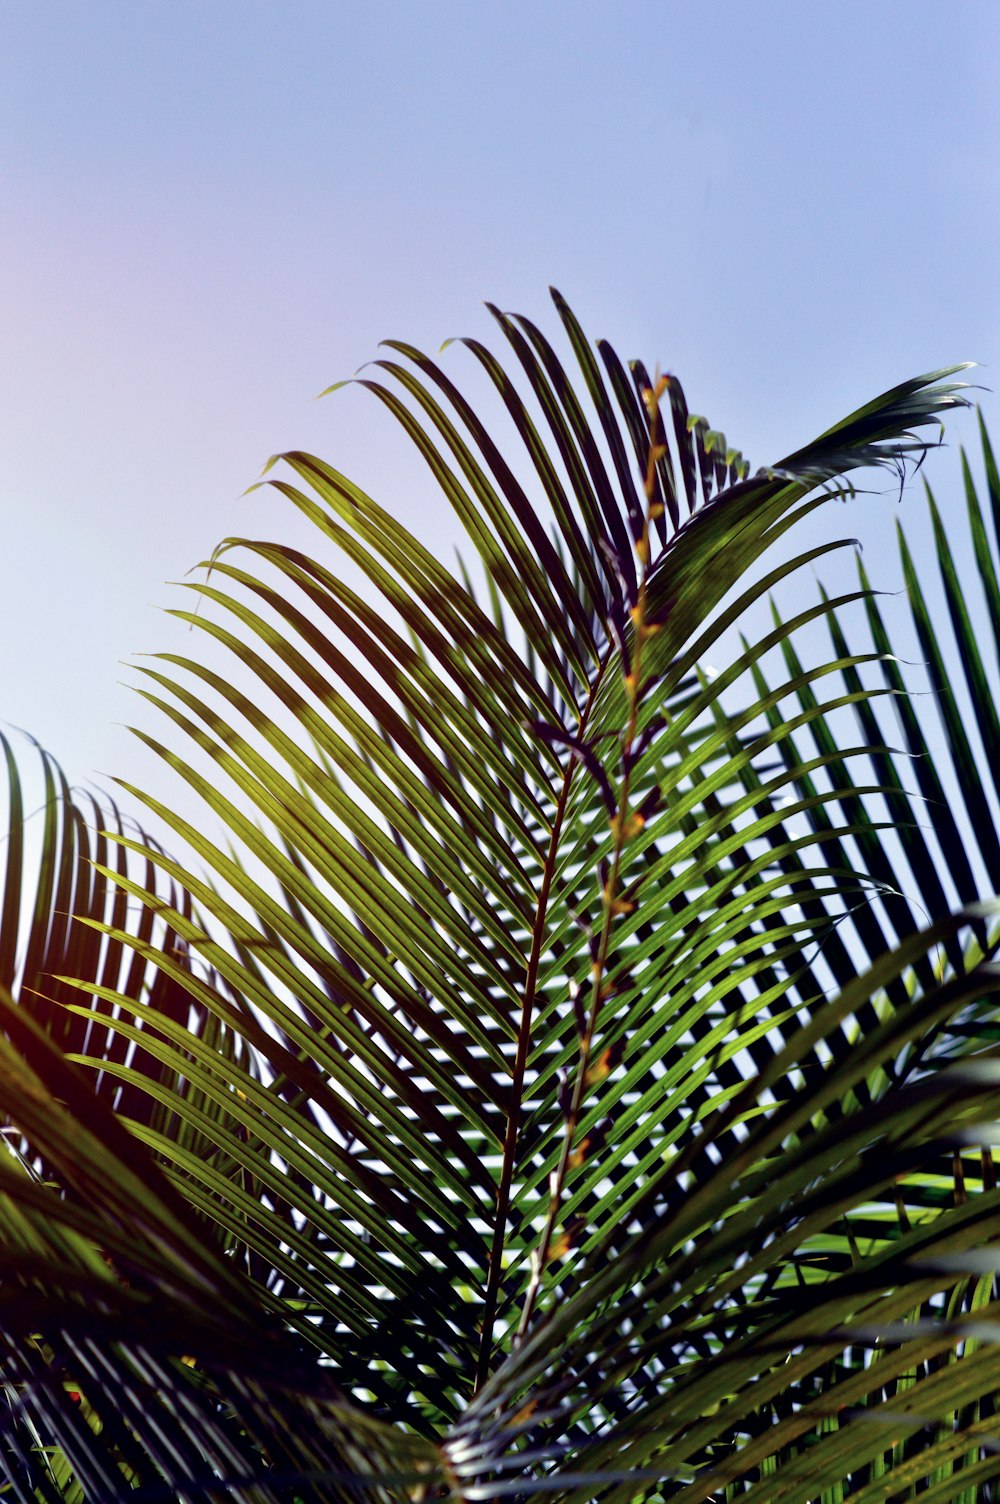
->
0, 291, 995, 1500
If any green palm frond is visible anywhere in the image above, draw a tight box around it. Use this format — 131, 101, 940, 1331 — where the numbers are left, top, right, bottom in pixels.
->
0, 730, 258, 1159
744, 410, 1000, 1023
0, 979, 443, 1502
1, 290, 996, 1501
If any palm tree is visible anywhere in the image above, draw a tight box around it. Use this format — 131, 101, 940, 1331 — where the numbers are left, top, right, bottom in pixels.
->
2, 289, 1000, 1502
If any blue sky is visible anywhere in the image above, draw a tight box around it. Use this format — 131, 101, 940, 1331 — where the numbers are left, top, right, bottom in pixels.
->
2, 1, 998, 818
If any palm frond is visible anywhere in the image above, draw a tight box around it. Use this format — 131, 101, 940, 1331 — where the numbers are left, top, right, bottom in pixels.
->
0, 291, 993, 1501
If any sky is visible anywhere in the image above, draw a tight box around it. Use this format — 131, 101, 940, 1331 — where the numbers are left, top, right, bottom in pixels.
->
2, 1, 999, 840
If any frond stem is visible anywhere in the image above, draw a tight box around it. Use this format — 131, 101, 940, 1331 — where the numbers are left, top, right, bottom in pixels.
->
515, 376, 668, 1343
472, 664, 608, 1393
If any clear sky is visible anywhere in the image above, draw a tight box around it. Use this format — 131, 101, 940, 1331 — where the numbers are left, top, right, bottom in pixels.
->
2, 1, 998, 827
